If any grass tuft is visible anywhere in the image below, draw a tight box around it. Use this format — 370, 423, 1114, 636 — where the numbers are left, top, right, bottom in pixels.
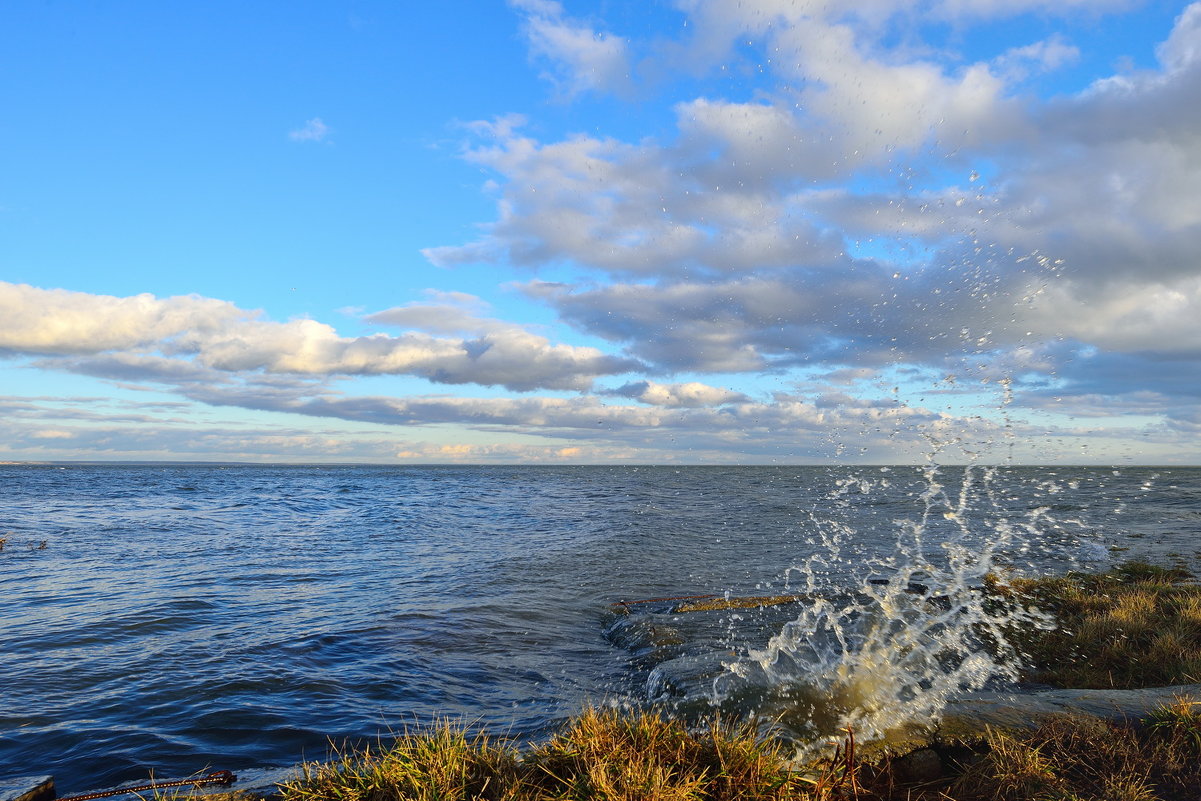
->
1147, 694, 1201, 755
278, 709, 849, 801
941, 709, 1201, 801
271, 703, 1201, 801
985, 560, 1201, 688
280, 722, 521, 801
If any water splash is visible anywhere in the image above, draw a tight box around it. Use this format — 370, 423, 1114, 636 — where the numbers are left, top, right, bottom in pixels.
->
711, 462, 1055, 748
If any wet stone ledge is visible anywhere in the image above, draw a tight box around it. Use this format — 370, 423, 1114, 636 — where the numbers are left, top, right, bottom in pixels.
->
78, 767, 302, 801
0, 776, 54, 801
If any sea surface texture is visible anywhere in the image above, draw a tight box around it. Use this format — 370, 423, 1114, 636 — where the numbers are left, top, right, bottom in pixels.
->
2, 464, 1198, 789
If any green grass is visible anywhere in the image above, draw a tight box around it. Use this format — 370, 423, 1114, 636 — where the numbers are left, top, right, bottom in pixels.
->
985, 560, 1201, 689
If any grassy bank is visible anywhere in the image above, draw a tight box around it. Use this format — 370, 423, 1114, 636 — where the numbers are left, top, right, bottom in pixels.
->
247, 562, 1201, 800
272, 702, 1201, 801
987, 560, 1201, 689
281, 709, 843, 801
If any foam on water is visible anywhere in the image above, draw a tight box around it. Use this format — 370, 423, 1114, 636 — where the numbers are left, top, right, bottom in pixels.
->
711, 462, 1056, 748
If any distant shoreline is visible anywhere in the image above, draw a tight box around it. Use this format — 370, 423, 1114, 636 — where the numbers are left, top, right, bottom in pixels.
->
3, 460, 1198, 468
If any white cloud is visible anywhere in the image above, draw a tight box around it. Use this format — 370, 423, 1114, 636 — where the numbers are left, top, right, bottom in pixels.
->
509, 0, 632, 98
609, 380, 751, 408
1158, 2, 1201, 73
415, 1, 1201, 458
1021, 277, 1201, 355
0, 282, 637, 392
289, 117, 330, 142
993, 36, 1081, 83
933, 0, 1138, 21
0, 282, 244, 354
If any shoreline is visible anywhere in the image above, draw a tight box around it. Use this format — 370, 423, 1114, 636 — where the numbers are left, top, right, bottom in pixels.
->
12, 560, 1201, 801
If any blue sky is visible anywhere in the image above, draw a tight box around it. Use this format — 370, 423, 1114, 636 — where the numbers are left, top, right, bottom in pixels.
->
2, 0, 1199, 464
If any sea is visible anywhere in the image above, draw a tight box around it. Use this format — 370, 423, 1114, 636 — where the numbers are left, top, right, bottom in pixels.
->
2, 464, 1199, 790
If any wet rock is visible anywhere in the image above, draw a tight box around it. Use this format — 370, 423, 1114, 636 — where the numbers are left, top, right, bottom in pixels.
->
848, 683, 1201, 764
193, 767, 303, 800
0, 776, 53, 801
647, 651, 737, 700
60, 767, 303, 801
891, 748, 942, 784
936, 683, 1201, 745
604, 617, 686, 651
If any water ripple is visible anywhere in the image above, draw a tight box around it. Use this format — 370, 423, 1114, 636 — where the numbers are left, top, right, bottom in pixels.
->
1, 464, 1197, 791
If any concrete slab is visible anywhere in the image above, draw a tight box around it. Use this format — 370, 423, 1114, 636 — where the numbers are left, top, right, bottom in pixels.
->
61, 766, 307, 801
0, 776, 54, 801
193, 766, 305, 800
937, 682, 1201, 744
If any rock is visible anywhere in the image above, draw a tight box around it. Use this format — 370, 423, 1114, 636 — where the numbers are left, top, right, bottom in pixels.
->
192, 767, 304, 800
844, 683, 1201, 766
890, 748, 942, 784
0, 776, 54, 801
936, 683, 1201, 745
59, 767, 304, 801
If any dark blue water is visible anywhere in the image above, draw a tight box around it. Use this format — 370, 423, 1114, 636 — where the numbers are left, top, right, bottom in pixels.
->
1, 464, 1198, 789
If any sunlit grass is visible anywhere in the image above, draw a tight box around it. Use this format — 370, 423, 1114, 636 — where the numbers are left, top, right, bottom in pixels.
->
278, 709, 853, 801
986, 560, 1201, 689
266, 698, 1201, 801
281, 723, 521, 801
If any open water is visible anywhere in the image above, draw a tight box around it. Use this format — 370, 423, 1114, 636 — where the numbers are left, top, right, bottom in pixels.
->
2, 464, 1199, 789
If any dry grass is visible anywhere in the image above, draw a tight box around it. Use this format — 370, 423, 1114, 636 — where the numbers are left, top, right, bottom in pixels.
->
672, 596, 804, 613
271, 700, 1201, 801
522, 707, 815, 800
278, 709, 855, 801
985, 560, 1201, 689
281, 723, 522, 801
941, 703, 1201, 801
1146, 694, 1201, 755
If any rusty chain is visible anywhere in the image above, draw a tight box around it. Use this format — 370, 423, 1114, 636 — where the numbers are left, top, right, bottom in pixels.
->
57, 770, 237, 801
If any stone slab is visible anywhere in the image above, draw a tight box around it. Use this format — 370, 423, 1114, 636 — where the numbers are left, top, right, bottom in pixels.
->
0, 776, 54, 801
196, 766, 305, 800
843, 682, 1201, 761
937, 682, 1201, 744
63, 766, 307, 801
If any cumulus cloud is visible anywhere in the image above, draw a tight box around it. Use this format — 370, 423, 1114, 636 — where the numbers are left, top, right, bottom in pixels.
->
417, 0, 1201, 458
426, 1, 1027, 281
607, 380, 750, 408
365, 291, 500, 335
0, 283, 244, 354
0, 282, 638, 392
933, 0, 1138, 20
10, 3, 1201, 464
167, 381, 966, 462
510, 0, 632, 98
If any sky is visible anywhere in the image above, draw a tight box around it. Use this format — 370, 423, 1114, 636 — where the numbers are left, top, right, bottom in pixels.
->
2, 0, 1199, 465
